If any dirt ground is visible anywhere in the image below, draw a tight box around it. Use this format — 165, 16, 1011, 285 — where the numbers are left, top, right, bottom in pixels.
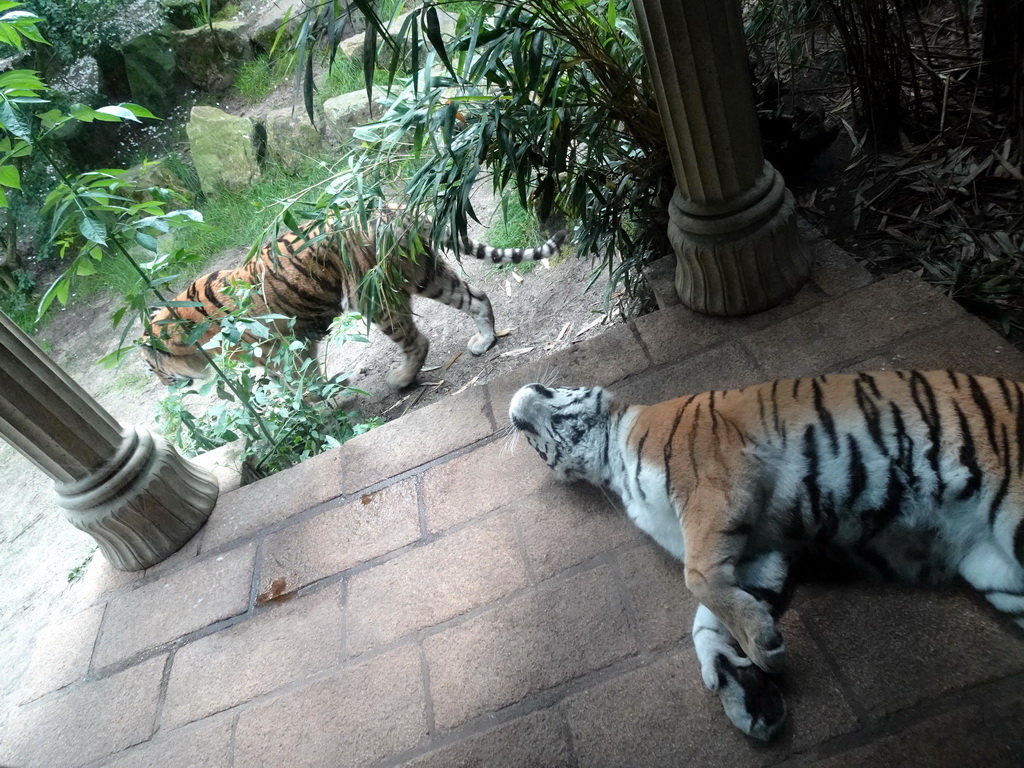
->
0, 193, 614, 709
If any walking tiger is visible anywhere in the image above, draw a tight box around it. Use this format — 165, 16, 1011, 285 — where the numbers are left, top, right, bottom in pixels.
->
509, 371, 1024, 740
140, 213, 565, 389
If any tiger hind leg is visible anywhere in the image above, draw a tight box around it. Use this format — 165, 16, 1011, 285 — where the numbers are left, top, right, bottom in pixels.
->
692, 551, 793, 741
416, 262, 497, 356
958, 537, 1024, 631
377, 310, 429, 389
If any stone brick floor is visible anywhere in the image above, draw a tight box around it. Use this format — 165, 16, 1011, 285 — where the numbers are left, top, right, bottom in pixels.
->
3, 239, 1024, 767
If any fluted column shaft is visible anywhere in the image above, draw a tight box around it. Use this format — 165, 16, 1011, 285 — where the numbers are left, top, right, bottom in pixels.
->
0, 312, 218, 570
633, 0, 811, 315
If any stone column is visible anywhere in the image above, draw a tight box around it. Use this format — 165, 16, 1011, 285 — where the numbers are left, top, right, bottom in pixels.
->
632, 0, 811, 315
0, 312, 218, 571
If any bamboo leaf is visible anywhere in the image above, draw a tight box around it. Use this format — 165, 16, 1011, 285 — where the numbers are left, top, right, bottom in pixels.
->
527, 30, 544, 91
364, 18, 379, 97
423, 6, 456, 79
410, 13, 420, 95
303, 45, 314, 125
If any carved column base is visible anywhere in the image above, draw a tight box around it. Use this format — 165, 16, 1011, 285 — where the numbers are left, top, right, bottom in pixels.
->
55, 427, 218, 571
668, 162, 811, 316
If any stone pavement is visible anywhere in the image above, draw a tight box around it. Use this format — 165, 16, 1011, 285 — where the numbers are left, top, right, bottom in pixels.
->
3, 238, 1024, 767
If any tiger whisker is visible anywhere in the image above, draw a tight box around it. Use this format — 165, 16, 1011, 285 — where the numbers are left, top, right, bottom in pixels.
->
540, 364, 560, 388
596, 482, 623, 514
499, 423, 520, 455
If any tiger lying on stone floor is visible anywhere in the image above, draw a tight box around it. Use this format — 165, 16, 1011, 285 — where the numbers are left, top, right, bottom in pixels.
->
509, 371, 1024, 741
140, 213, 565, 389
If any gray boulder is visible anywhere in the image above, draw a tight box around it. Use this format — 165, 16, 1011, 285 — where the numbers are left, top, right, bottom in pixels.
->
249, 1, 310, 54
123, 158, 195, 207
249, 2, 368, 55
186, 106, 262, 195
321, 87, 386, 147
161, 0, 234, 29
342, 8, 456, 71
172, 20, 253, 93
122, 26, 180, 119
264, 107, 325, 174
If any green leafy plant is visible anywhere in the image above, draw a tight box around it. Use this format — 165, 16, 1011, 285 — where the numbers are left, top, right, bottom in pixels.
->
0, 4, 379, 480
66, 549, 95, 583
0, 266, 37, 331
157, 307, 380, 478
16, 0, 129, 67
285, 0, 670, 307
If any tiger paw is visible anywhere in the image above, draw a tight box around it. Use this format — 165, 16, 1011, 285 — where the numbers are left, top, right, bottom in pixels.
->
714, 653, 787, 742
749, 628, 786, 674
386, 365, 419, 389
467, 332, 496, 356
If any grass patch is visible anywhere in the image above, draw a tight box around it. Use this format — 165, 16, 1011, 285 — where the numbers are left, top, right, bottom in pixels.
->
437, 0, 488, 16
484, 199, 546, 275
236, 52, 393, 110
234, 55, 291, 103
317, 54, 394, 107
80, 253, 148, 303
174, 158, 341, 263
213, 3, 241, 21
113, 367, 152, 392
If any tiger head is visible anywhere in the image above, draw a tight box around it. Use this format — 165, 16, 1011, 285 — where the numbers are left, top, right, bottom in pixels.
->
509, 383, 613, 484
139, 309, 210, 387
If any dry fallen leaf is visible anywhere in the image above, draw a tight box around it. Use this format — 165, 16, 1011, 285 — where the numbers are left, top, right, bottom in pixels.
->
574, 317, 604, 338
382, 394, 411, 415
451, 374, 480, 396
257, 577, 292, 605
499, 346, 535, 358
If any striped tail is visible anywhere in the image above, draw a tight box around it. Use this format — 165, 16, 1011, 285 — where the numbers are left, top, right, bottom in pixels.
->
458, 230, 566, 264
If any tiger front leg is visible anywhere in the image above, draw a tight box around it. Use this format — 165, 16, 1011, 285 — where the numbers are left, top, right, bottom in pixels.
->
683, 496, 786, 675
692, 551, 793, 741
686, 567, 785, 675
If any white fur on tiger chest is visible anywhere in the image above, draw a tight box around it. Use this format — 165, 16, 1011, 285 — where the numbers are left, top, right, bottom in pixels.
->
609, 443, 687, 562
